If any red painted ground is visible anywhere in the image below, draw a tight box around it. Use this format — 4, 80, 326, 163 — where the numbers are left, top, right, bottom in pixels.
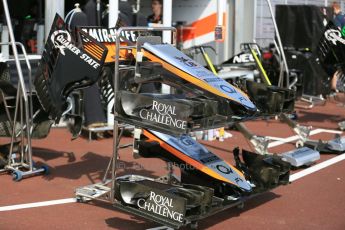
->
0, 98, 345, 230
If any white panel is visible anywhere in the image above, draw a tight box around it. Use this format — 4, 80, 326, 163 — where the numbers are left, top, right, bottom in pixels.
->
234, 0, 256, 54
171, 0, 216, 24
109, 0, 118, 28
163, 0, 172, 44
45, 0, 64, 40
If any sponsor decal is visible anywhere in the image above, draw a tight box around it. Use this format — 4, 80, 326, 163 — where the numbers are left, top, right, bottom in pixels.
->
50, 30, 100, 69
180, 135, 194, 146
139, 100, 187, 130
325, 29, 345, 45
50, 30, 71, 55
200, 155, 219, 164
232, 53, 254, 64
215, 25, 224, 42
81, 28, 137, 43
238, 96, 247, 102
169, 134, 211, 158
220, 84, 236, 94
235, 177, 244, 184
216, 164, 233, 174
203, 77, 224, 83
137, 191, 184, 223
215, 164, 244, 185
195, 70, 214, 78
174, 56, 198, 67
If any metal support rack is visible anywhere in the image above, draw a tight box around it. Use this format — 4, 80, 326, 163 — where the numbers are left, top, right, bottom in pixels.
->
0, 0, 47, 181
82, 124, 134, 142
75, 26, 263, 229
76, 26, 177, 204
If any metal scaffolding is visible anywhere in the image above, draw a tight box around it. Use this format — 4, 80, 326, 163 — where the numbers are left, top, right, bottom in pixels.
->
0, 0, 47, 181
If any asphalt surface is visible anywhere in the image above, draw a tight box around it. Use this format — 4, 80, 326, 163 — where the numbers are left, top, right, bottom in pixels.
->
0, 98, 345, 230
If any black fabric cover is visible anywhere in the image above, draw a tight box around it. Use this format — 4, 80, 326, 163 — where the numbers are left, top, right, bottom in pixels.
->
119, 1, 134, 26
276, 5, 332, 51
84, 0, 97, 26
276, 5, 333, 96
285, 50, 330, 96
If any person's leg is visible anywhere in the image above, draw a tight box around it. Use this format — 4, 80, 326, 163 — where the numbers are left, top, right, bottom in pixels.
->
332, 70, 340, 91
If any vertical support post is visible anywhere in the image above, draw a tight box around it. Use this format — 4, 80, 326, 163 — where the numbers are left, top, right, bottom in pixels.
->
37, 25, 45, 54
37, 0, 44, 54
107, 0, 119, 125
1, 25, 9, 59
217, 0, 225, 26
2, 0, 32, 169
266, 0, 289, 88
216, 0, 226, 65
96, 0, 101, 26
111, 27, 122, 203
45, 0, 64, 40
2, 1, 27, 101
162, 0, 172, 94
234, 1, 255, 54
109, 0, 119, 28
227, 0, 236, 60
253, 0, 257, 42
162, 0, 172, 44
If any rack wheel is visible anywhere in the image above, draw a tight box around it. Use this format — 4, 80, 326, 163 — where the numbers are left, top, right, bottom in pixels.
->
12, 171, 23, 181
290, 111, 298, 120
41, 165, 49, 175
76, 196, 82, 203
76, 196, 87, 203
296, 140, 304, 148
189, 221, 198, 229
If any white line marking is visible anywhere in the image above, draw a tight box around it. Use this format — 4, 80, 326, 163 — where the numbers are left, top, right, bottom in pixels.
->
268, 128, 342, 148
266, 136, 287, 141
1, 153, 345, 212
146, 227, 173, 230
0, 198, 76, 212
311, 128, 343, 134
289, 153, 345, 182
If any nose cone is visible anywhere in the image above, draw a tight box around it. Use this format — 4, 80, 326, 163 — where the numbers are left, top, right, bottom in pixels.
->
213, 80, 257, 112
241, 97, 257, 112
229, 87, 257, 115
239, 180, 253, 192
231, 85, 257, 112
